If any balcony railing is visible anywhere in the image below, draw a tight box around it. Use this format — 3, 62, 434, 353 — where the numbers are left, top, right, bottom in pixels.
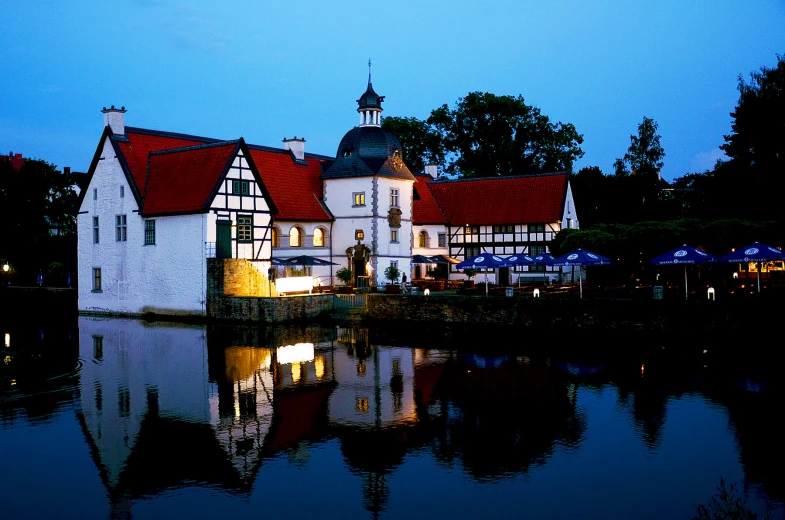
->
275, 234, 331, 249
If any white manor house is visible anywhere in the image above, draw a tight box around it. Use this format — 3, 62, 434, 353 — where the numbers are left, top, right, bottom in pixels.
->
77, 78, 579, 316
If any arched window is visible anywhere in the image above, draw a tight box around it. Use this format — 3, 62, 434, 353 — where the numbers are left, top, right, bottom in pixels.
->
313, 227, 328, 247
289, 226, 303, 247
418, 230, 429, 248
271, 226, 280, 248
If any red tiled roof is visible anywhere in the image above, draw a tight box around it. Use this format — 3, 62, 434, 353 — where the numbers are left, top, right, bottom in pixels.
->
427, 173, 567, 225
117, 129, 210, 196
248, 148, 331, 221
142, 142, 239, 216
412, 175, 447, 225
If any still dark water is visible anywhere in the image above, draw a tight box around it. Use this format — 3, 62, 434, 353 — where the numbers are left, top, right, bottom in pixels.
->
1, 316, 784, 519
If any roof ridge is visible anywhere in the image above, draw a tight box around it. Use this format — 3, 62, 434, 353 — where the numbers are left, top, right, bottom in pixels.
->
125, 126, 221, 143
245, 143, 335, 161
148, 140, 241, 156
428, 171, 568, 184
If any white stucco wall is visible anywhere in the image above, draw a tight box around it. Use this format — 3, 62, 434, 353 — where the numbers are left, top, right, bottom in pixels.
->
561, 181, 579, 230
78, 138, 208, 315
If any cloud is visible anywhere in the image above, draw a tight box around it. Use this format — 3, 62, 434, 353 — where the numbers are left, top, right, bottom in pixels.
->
689, 148, 727, 173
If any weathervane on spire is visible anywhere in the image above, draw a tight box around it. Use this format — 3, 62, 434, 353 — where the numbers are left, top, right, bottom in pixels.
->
368, 58, 372, 83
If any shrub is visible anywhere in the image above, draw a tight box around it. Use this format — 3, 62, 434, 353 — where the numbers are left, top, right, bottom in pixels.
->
336, 267, 353, 285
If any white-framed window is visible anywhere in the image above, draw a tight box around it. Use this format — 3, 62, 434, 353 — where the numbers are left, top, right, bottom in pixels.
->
391, 229, 399, 243
390, 260, 398, 269
353, 192, 366, 207
115, 214, 127, 242
144, 220, 156, 245
237, 215, 253, 242
390, 188, 399, 208
438, 233, 446, 248
232, 180, 250, 195
93, 216, 99, 244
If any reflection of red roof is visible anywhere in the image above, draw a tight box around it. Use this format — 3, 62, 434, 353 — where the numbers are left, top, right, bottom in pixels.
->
143, 142, 238, 216
261, 384, 334, 456
427, 173, 568, 225
415, 364, 445, 407
413, 175, 447, 225
248, 148, 331, 221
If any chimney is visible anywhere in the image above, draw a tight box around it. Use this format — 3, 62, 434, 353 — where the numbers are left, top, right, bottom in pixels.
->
64, 166, 71, 175
424, 164, 438, 179
101, 105, 127, 135
283, 136, 305, 161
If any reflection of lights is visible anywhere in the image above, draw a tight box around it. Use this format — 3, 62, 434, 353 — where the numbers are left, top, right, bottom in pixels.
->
641, 363, 645, 376
533, 288, 540, 298
357, 363, 366, 376
4, 333, 9, 348
356, 397, 369, 413
277, 343, 315, 364
3, 355, 11, 365
315, 356, 325, 379
291, 362, 301, 384
10, 379, 16, 386
424, 288, 430, 296
234, 399, 241, 418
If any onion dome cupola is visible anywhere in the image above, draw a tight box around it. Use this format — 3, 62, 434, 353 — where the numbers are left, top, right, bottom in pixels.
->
321, 63, 416, 182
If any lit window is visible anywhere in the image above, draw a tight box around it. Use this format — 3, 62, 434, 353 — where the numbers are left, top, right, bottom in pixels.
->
92, 268, 102, 292
144, 220, 155, 245
289, 226, 303, 247
465, 225, 479, 235
115, 214, 127, 242
272, 227, 280, 247
390, 188, 399, 208
418, 230, 428, 248
93, 216, 99, 244
391, 229, 398, 243
438, 233, 446, 248
494, 225, 514, 233
313, 228, 325, 247
237, 215, 252, 242
353, 192, 366, 206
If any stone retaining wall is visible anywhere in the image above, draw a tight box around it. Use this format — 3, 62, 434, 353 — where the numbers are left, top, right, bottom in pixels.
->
207, 294, 333, 323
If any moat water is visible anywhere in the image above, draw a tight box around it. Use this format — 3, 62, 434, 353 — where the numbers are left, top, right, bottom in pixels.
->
1, 315, 783, 519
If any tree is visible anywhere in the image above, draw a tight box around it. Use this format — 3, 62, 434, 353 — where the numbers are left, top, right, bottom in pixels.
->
427, 92, 584, 178
721, 54, 785, 174
384, 265, 400, 284
616, 116, 665, 178
381, 116, 444, 174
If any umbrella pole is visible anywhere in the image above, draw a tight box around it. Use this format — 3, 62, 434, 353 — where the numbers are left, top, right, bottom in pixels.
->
684, 264, 688, 301
579, 266, 583, 299
485, 270, 489, 296
757, 262, 761, 293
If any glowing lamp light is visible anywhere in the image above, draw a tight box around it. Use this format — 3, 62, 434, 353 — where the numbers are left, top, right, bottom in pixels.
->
424, 288, 430, 296
315, 356, 325, 379
533, 288, 540, 298
277, 342, 315, 364
275, 276, 315, 295
2, 263, 8, 272
707, 287, 715, 301
4, 333, 9, 348
732, 272, 739, 279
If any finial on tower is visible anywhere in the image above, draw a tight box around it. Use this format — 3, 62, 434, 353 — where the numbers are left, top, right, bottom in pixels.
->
368, 58, 372, 83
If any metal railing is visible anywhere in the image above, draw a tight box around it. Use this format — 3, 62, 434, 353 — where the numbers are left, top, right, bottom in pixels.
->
334, 294, 367, 310
275, 235, 331, 249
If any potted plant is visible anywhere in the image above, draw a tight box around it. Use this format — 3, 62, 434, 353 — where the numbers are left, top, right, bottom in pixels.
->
463, 268, 478, 289
335, 267, 354, 294
384, 265, 401, 293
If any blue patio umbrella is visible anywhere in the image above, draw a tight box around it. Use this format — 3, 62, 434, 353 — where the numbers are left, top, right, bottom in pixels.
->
719, 242, 785, 293
411, 254, 432, 264
651, 245, 717, 300
281, 255, 338, 267
456, 252, 508, 295
531, 252, 557, 265
552, 249, 612, 299
503, 254, 534, 287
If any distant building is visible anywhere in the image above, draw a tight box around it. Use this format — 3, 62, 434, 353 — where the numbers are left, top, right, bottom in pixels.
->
0, 152, 25, 170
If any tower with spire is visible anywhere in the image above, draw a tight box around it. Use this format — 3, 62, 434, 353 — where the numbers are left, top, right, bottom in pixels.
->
357, 59, 385, 127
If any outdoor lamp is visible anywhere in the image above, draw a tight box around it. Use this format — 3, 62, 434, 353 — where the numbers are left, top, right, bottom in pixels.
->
533, 288, 540, 298
707, 287, 715, 301
2, 263, 8, 272
732, 272, 738, 279
424, 288, 430, 296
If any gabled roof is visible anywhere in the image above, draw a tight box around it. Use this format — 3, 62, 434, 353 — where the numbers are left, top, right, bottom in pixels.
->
247, 146, 332, 221
142, 141, 241, 217
412, 174, 447, 225
83, 126, 333, 220
426, 172, 569, 226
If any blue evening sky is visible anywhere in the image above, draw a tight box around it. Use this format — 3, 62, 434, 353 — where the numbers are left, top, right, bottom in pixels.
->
1, 0, 783, 181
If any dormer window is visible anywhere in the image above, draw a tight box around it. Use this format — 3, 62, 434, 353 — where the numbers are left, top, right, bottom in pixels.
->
343, 150, 352, 157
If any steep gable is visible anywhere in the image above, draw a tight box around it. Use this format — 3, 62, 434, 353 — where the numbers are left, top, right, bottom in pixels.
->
412, 175, 447, 225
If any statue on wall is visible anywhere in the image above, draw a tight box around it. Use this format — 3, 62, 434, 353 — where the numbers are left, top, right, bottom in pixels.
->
387, 207, 402, 228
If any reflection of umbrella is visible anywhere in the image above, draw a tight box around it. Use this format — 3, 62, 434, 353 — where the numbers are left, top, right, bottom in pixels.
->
412, 254, 432, 264
456, 252, 508, 295
651, 244, 717, 300
66, 272, 72, 288
37, 269, 43, 286
552, 249, 612, 299
719, 242, 785, 293
281, 255, 338, 267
